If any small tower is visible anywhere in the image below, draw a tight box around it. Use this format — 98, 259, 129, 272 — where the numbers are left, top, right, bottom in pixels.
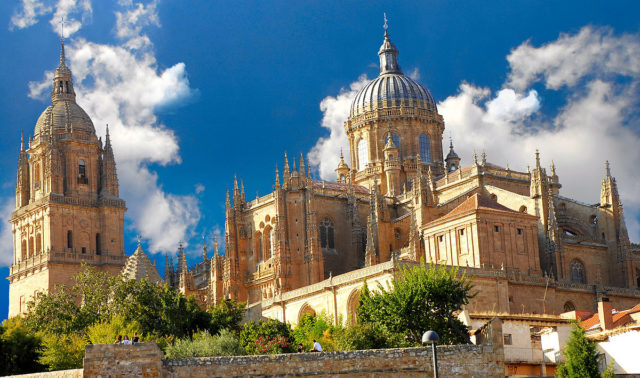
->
445, 137, 461, 172
15, 133, 30, 208
383, 131, 401, 196
335, 150, 350, 183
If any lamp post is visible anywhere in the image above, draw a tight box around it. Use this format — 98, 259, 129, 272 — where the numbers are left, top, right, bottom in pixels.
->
422, 330, 439, 378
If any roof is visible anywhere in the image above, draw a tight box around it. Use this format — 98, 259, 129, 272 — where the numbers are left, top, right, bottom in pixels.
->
312, 180, 370, 194
578, 302, 640, 331
121, 244, 162, 284
437, 193, 522, 222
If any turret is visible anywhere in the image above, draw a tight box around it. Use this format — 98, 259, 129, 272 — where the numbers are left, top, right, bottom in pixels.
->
335, 150, 350, 183
52, 38, 76, 105
100, 125, 119, 197
16, 133, 30, 208
383, 131, 401, 196
202, 235, 208, 261
445, 137, 461, 172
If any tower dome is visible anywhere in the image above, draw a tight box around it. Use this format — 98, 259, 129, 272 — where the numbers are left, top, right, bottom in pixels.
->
33, 39, 96, 138
349, 30, 437, 118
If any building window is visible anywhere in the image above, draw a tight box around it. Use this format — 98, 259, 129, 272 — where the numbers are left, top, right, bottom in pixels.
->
503, 334, 512, 345
564, 301, 576, 312
96, 233, 101, 255
67, 230, 73, 249
78, 159, 88, 184
320, 218, 335, 249
28, 237, 34, 257
494, 225, 500, 232
517, 228, 522, 235
419, 134, 431, 162
570, 260, 586, 284
459, 229, 465, 236
21, 240, 27, 260
357, 139, 368, 170
438, 235, 444, 242
81, 247, 86, 254
35, 233, 42, 254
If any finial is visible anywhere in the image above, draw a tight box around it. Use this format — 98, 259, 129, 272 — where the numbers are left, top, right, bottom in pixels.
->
58, 18, 67, 67
473, 151, 478, 165
535, 149, 541, 167
605, 160, 611, 177
449, 131, 454, 149
481, 150, 487, 166
20, 131, 25, 151
106, 123, 110, 136
383, 13, 389, 37
137, 235, 142, 246
551, 160, 557, 176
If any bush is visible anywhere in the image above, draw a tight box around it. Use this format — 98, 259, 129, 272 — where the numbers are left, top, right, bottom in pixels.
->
334, 322, 408, 351
239, 319, 295, 354
556, 323, 600, 378
38, 333, 86, 371
208, 299, 246, 334
164, 329, 245, 358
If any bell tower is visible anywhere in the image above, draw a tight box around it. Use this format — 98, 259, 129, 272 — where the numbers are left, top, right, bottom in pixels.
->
8, 38, 127, 317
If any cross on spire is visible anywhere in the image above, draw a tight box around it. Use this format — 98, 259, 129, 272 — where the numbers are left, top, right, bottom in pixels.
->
59, 17, 66, 40
383, 13, 389, 37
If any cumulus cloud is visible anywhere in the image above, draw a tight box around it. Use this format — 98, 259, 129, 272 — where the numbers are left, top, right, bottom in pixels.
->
439, 26, 640, 240
25, 0, 201, 254
0, 198, 16, 266
308, 75, 369, 180
10, 0, 91, 36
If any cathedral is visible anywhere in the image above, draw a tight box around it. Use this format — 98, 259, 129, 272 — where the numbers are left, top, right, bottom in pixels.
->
8, 28, 640, 321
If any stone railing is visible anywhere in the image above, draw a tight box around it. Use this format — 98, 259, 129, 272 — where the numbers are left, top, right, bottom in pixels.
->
10, 250, 126, 276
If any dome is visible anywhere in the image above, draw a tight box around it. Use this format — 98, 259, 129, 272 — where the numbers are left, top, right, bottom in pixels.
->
349, 32, 437, 118
34, 100, 95, 137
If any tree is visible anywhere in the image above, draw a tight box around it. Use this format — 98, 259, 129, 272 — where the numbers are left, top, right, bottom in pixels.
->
0, 317, 45, 375
38, 333, 86, 371
556, 323, 601, 378
208, 299, 246, 334
333, 321, 408, 351
357, 261, 474, 345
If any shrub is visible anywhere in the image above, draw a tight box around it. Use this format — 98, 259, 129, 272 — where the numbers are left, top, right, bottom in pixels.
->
334, 322, 408, 351
0, 317, 45, 375
239, 319, 295, 354
164, 329, 245, 358
38, 333, 86, 371
86, 315, 145, 344
292, 313, 340, 352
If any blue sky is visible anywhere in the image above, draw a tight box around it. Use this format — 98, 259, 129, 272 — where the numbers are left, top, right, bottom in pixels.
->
1, 0, 639, 320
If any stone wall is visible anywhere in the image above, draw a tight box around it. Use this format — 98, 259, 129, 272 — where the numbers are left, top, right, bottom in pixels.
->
78, 318, 504, 377
10, 370, 83, 378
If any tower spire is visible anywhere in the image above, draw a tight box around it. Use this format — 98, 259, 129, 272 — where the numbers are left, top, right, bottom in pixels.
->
378, 14, 401, 75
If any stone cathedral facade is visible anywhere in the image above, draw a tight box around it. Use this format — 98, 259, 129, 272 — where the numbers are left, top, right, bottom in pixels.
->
9, 29, 640, 321
7, 40, 126, 317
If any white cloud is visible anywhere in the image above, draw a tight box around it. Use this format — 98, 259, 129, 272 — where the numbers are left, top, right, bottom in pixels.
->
10, 0, 51, 30
10, 0, 92, 36
0, 198, 16, 266
439, 26, 640, 241
25, 1, 201, 254
195, 184, 205, 194
308, 75, 369, 180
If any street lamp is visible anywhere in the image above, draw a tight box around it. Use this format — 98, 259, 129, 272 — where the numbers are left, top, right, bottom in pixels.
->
422, 330, 439, 378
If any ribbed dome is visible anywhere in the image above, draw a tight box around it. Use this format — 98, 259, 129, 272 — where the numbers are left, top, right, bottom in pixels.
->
349, 32, 437, 118
34, 100, 95, 137
350, 74, 437, 117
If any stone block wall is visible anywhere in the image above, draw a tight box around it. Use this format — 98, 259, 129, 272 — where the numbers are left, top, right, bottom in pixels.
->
77, 318, 504, 377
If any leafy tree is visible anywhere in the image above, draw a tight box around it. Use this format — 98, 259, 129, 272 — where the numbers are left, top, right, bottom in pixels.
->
556, 323, 601, 378
0, 317, 45, 375
38, 333, 86, 371
208, 299, 246, 334
86, 315, 146, 345
293, 312, 340, 351
357, 261, 474, 345
239, 319, 295, 354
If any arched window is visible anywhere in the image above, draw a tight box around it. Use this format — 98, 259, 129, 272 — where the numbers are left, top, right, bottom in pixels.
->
78, 159, 88, 184
320, 218, 335, 249
270, 228, 275, 258
96, 233, 101, 255
28, 237, 34, 257
34, 163, 41, 183
67, 230, 73, 249
570, 260, 586, 284
21, 240, 27, 260
564, 301, 576, 312
419, 134, 431, 162
255, 232, 263, 262
357, 139, 368, 170
35, 233, 42, 254
263, 228, 273, 260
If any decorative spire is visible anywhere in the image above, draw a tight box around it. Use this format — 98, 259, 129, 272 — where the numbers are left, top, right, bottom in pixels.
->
274, 165, 280, 189
202, 234, 208, 261
378, 14, 401, 75
100, 124, 119, 197
283, 152, 290, 174
299, 152, 306, 176
225, 187, 231, 209
605, 160, 611, 178
550, 161, 557, 176
535, 149, 541, 168
52, 29, 75, 104
20, 131, 25, 152
213, 235, 219, 257
481, 151, 487, 166
473, 151, 478, 166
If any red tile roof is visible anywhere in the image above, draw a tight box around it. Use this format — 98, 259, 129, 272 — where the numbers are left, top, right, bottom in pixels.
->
439, 193, 520, 221
577, 302, 640, 331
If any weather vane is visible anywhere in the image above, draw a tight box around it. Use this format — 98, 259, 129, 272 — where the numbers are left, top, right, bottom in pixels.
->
136, 235, 141, 245
383, 13, 388, 33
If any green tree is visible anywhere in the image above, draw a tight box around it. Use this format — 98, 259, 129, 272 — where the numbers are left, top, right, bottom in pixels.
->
38, 333, 86, 371
334, 322, 408, 351
86, 315, 146, 345
292, 312, 340, 351
239, 319, 295, 354
0, 317, 45, 375
357, 261, 474, 345
208, 299, 246, 334
556, 323, 601, 378
165, 329, 246, 358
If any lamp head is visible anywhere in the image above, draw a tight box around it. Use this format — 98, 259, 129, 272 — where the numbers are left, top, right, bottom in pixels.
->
422, 330, 440, 344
